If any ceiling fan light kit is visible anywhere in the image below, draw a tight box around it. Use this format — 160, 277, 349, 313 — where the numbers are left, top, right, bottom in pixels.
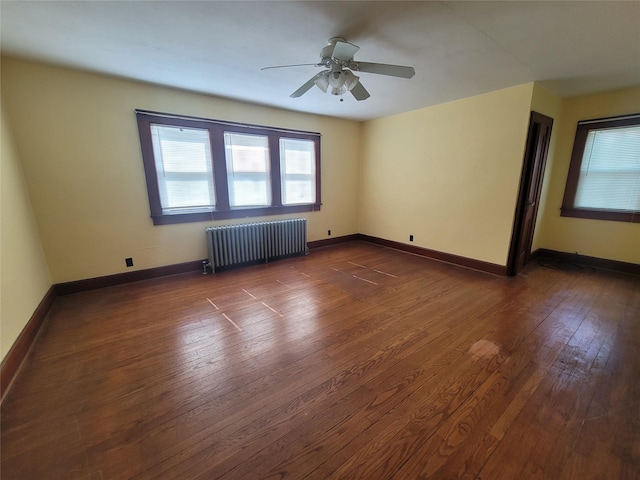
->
314, 65, 360, 96
263, 37, 415, 102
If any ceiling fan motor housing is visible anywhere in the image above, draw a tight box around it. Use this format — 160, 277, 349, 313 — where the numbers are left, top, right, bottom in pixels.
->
320, 37, 352, 65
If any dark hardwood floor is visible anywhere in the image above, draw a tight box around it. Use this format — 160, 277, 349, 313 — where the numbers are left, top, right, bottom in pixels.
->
2, 242, 639, 479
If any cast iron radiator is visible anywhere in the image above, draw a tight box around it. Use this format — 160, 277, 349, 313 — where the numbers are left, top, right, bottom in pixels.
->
205, 218, 307, 273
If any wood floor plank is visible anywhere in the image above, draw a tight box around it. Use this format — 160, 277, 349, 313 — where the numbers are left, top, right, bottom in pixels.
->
320, 274, 572, 479
477, 269, 638, 480
192, 282, 514, 479
2, 242, 638, 480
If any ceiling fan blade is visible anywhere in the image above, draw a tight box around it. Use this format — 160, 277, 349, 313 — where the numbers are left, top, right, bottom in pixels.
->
261, 63, 320, 71
353, 62, 415, 79
332, 40, 360, 61
350, 81, 370, 101
290, 73, 323, 98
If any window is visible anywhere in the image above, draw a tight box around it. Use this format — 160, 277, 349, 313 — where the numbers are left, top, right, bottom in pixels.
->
136, 110, 321, 225
225, 133, 271, 207
561, 114, 640, 223
150, 125, 216, 211
280, 138, 316, 205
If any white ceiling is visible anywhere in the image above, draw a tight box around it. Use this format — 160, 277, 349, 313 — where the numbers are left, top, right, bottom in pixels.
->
1, 1, 639, 121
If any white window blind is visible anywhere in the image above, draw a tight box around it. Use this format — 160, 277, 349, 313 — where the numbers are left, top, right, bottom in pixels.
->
280, 138, 316, 205
574, 125, 640, 211
150, 125, 215, 211
224, 132, 271, 207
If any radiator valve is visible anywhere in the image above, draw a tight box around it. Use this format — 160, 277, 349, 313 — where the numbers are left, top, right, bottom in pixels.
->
202, 260, 210, 275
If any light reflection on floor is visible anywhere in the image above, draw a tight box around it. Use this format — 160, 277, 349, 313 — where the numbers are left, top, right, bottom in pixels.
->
173, 276, 325, 384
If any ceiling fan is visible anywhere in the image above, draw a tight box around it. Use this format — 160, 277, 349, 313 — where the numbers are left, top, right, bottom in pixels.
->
262, 37, 415, 101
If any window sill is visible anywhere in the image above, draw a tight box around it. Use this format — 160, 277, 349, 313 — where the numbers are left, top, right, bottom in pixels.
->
151, 204, 321, 225
560, 207, 640, 223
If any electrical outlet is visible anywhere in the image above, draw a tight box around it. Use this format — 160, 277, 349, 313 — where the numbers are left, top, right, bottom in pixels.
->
409, 235, 414, 242
125, 257, 134, 267
328, 229, 332, 236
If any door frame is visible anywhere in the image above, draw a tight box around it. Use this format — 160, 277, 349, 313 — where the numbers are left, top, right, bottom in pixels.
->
507, 111, 554, 276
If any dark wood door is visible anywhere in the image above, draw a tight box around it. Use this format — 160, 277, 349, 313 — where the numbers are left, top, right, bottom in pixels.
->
508, 111, 553, 276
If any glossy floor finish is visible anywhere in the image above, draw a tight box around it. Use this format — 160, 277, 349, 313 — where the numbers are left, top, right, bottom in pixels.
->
2, 242, 639, 479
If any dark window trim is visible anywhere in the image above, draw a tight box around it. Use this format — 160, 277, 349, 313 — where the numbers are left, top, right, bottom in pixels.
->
136, 110, 321, 225
136, 109, 322, 136
560, 113, 640, 224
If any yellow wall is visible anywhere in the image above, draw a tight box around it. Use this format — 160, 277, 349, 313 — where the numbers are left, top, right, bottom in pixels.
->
359, 84, 534, 266
535, 87, 640, 264
1, 57, 362, 283
1, 100, 52, 361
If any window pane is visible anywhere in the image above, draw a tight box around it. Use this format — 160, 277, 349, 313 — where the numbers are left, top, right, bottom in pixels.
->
284, 181, 314, 204
280, 138, 315, 205
151, 125, 215, 210
575, 125, 640, 211
225, 133, 271, 207
164, 179, 215, 208
230, 180, 270, 206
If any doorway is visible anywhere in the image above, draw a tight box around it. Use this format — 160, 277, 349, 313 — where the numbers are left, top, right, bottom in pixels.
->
507, 111, 553, 276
